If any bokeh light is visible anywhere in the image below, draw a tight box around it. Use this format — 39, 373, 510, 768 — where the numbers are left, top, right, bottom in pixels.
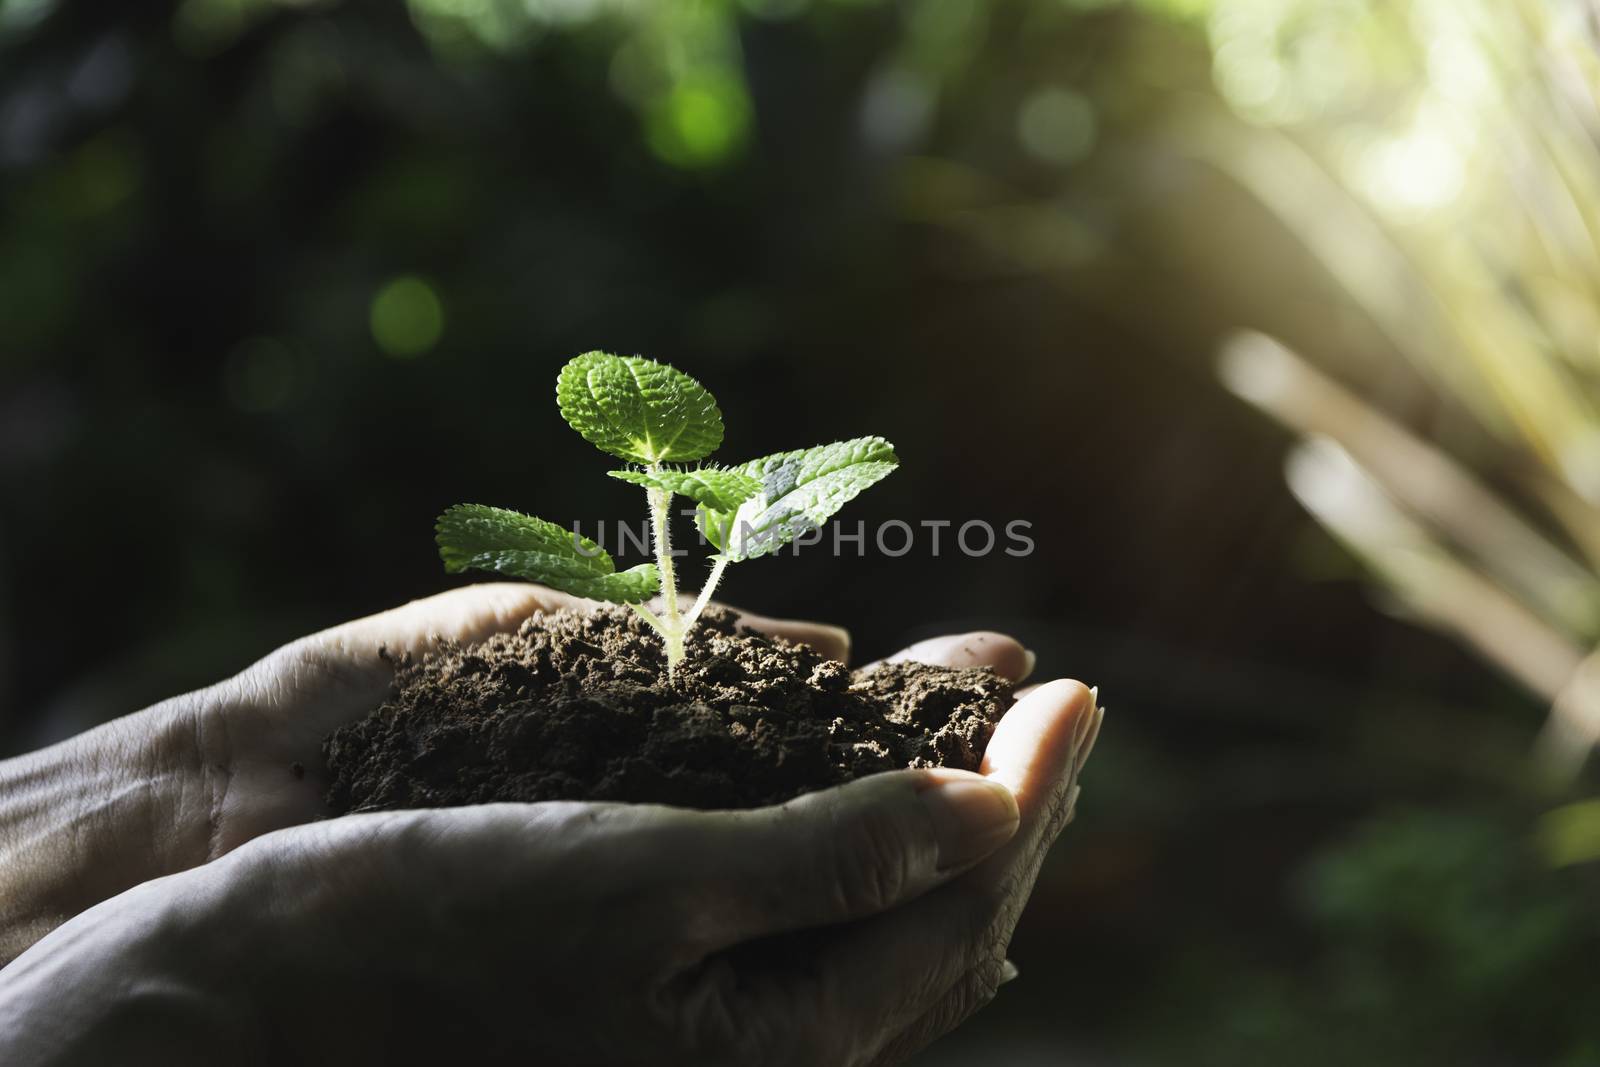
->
370, 276, 445, 359
1017, 88, 1097, 165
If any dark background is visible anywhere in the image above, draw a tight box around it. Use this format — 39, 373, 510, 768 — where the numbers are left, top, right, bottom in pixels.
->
4, 0, 1598, 1063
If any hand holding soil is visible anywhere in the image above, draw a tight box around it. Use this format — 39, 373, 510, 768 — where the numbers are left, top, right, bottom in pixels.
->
0, 582, 851, 956
0, 584, 1102, 1064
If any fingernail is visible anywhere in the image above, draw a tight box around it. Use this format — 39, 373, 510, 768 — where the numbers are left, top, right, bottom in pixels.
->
1075, 705, 1105, 778
998, 959, 1020, 985
917, 774, 1020, 871
1072, 699, 1096, 753
1019, 648, 1037, 681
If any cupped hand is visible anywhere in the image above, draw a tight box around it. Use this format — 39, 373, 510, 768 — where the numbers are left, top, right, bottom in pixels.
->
0, 609, 1101, 1066
200, 583, 854, 851
0, 584, 848, 962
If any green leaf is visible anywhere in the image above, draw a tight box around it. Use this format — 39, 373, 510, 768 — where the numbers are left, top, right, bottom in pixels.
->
607, 467, 762, 512
436, 503, 660, 603
557, 352, 723, 464
699, 436, 899, 561
696, 503, 739, 558
553, 565, 662, 603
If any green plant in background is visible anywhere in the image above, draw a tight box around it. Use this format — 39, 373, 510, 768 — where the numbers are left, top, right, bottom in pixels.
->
1161, 808, 1600, 1067
1181, 0, 1600, 780
436, 352, 897, 671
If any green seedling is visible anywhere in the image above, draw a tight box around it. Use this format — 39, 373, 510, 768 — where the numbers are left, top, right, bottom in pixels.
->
436, 352, 898, 672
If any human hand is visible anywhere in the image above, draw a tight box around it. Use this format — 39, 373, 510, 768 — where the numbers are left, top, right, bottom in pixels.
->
194, 583, 856, 850
0, 621, 1099, 1065
0, 584, 849, 961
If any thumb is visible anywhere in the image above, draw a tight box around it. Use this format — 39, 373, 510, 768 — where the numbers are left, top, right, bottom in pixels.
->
683, 769, 1020, 951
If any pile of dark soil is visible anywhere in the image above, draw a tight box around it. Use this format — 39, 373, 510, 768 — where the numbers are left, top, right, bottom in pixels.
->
324, 606, 1011, 812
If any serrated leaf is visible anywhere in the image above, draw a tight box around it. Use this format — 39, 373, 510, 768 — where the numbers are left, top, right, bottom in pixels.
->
699, 436, 899, 561
551, 564, 662, 603
557, 352, 723, 464
436, 503, 659, 604
607, 467, 762, 512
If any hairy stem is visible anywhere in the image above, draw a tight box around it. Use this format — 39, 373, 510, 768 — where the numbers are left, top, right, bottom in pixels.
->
645, 478, 684, 673
628, 602, 668, 638
682, 556, 730, 632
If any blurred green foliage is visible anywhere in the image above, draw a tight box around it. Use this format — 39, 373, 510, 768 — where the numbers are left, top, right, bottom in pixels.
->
3, 0, 1600, 1062
1246, 812, 1599, 1065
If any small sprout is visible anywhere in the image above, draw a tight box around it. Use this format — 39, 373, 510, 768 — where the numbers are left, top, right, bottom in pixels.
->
436, 351, 898, 673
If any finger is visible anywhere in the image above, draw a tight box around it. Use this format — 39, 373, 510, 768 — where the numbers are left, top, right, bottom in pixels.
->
728, 608, 851, 664
981, 680, 1095, 838
860, 631, 1035, 682
308, 584, 851, 669
659, 591, 852, 663
665, 767, 1019, 952
1011, 675, 1096, 702
298, 582, 582, 668
1074, 687, 1105, 780
247, 584, 585, 709
815, 681, 1097, 1050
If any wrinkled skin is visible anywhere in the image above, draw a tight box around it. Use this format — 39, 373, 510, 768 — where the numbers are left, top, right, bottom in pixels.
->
0, 585, 1101, 1065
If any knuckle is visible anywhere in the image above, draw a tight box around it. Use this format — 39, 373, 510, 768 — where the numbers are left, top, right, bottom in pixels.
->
939, 969, 1002, 1036
1046, 802, 1072, 841
1043, 779, 1080, 841
989, 868, 1027, 918
966, 956, 1007, 1006
948, 873, 1026, 959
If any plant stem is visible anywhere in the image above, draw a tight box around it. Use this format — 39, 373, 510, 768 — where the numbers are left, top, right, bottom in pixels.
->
648, 486, 680, 629
628, 602, 668, 638
645, 477, 685, 673
682, 556, 730, 631
642, 475, 733, 674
